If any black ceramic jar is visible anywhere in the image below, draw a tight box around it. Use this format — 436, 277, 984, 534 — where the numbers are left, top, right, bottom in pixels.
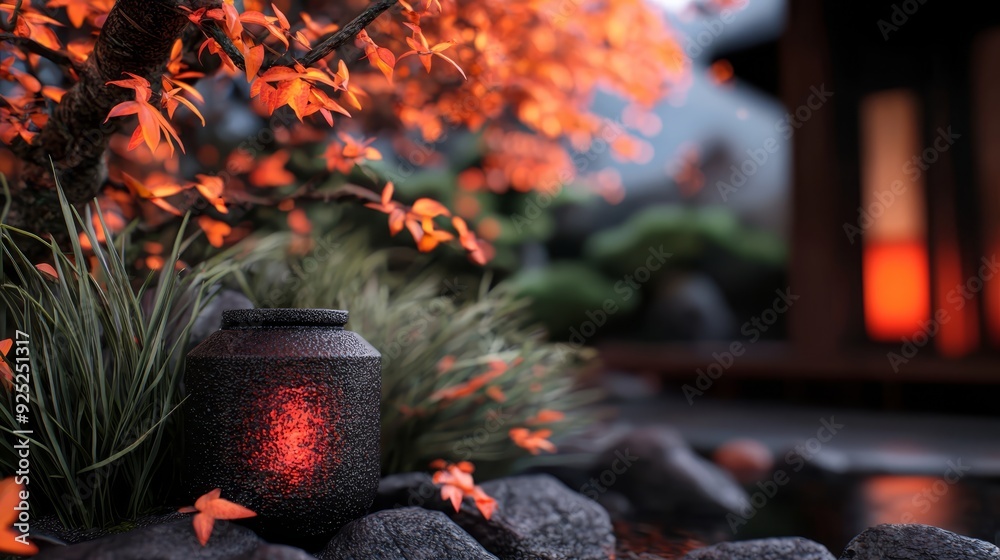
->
183, 308, 381, 542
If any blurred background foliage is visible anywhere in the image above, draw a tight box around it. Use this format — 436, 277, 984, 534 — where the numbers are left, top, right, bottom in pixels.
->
200, 127, 788, 346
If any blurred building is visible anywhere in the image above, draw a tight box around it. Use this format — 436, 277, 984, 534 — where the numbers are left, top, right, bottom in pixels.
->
601, 0, 1000, 416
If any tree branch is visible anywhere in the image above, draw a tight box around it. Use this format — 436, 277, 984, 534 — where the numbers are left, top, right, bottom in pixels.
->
2, 0, 400, 253
0, 34, 80, 72
4, 0, 191, 247
300, 0, 398, 66
197, 22, 246, 71
0, 0, 22, 33
195, 0, 397, 74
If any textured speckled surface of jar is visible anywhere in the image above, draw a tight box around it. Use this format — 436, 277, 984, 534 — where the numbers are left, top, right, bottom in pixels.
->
184, 308, 381, 542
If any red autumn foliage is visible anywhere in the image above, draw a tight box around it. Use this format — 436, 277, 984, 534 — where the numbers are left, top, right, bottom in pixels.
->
508, 427, 557, 455
0, 340, 12, 392
0, 477, 37, 555
0, 0, 698, 263
178, 488, 257, 546
430, 460, 496, 519
429, 359, 507, 401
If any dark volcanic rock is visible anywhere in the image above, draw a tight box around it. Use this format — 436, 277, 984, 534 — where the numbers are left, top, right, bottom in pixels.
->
34, 519, 303, 559
246, 543, 318, 559
839, 524, 1000, 560
448, 474, 615, 560
369, 472, 445, 512
347, 472, 616, 558
32, 511, 187, 545
318, 507, 496, 560
682, 537, 836, 560
593, 426, 749, 519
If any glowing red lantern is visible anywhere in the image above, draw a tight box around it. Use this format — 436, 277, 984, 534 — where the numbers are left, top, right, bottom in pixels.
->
184, 309, 381, 542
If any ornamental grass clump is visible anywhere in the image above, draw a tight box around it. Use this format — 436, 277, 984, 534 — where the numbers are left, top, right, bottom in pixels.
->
232, 231, 598, 476
0, 187, 231, 529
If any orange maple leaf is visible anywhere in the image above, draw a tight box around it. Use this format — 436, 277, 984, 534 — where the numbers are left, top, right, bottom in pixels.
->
2, 4, 62, 50
324, 133, 381, 174
179, 489, 256, 546
431, 461, 496, 519
527, 409, 565, 425
46, 0, 112, 28
105, 73, 185, 155
160, 76, 206, 125
42, 86, 65, 103
452, 217, 489, 265
509, 428, 556, 455
415, 217, 454, 252
398, 24, 466, 79
239, 7, 290, 50
430, 359, 507, 401
411, 198, 451, 218
298, 13, 338, 44
0, 58, 41, 93
271, 3, 290, 29
121, 173, 186, 216
0, 477, 37, 555
330, 60, 363, 110
248, 150, 295, 187
245, 44, 265, 81
193, 174, 228, 214
120, 172, 186, 199
436, 355, 456, 374
0, 340, 12, 391
356, 30, 395, 84
192, 174, 223, 199
192, 3, 243, 42
35, 263, 59, 279
66, 38, 94, 63
252, 66, 349, 123
287, 208, 312, 235
485, 385, 506, 403
197, 216, 232, 248
0, 110, 36, 145
404, 197, 454, 251
364, 182, 407, 236
197, 37, 239, 73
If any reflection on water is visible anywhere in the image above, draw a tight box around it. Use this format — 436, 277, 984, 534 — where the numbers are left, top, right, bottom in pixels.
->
598, 469, 1000, 557
722, 471, 999, 554
861, 475, 964, 532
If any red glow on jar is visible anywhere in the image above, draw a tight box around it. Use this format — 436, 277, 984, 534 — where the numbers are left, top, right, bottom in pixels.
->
246, 385, 341, 492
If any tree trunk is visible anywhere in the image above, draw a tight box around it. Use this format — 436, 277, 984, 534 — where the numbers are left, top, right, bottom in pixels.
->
5, 0, 190, 241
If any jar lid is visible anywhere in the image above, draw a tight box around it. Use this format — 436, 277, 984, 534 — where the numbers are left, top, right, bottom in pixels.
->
222, 308, 348, 328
